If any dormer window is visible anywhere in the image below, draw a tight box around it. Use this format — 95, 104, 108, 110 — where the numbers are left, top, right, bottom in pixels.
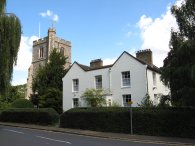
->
39, 47, 44, 58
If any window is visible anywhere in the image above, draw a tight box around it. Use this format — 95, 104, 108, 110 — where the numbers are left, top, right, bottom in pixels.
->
72, 79, 79, 92
108, 99, 112, 107
73, 98, 79, 107
39, 47, 44, 58
122, 71, 130, 87
123, 94, 131, 107
153, 72, 157, 87
60, 47, 64, 55
153, 94, 158, 105
95, 75, 102, 89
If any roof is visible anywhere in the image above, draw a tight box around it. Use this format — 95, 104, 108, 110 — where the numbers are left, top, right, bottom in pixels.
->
65, 51, 161, 75
112, 51, 161, 73
77, 63, 113, 71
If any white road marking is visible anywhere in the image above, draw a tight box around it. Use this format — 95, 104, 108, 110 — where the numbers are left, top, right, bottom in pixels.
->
3, 129, 24, 134
36, 135, 72, 144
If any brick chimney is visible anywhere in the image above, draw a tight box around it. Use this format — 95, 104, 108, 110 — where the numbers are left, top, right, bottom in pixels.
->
90, 59, 103, 68
136, 49, 153, 66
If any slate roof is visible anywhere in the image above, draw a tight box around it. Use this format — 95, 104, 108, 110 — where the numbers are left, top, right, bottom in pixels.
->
66, 51, 161, 74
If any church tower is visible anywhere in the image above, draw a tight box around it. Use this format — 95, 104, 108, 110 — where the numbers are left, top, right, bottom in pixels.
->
26, 28, 71, 98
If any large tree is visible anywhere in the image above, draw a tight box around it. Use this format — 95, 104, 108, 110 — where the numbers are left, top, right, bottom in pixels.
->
161, 0, 195, 106
0, 0, 22, 97
31, 49, 66, 113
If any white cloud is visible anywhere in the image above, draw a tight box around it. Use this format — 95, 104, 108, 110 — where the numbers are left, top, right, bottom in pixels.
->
40, 10, 59, 22
14, 36, 39, 71
12, 35, 39, 85
136, 0, 183, 67
53, 14, 59, 22
103, 58, 116, 65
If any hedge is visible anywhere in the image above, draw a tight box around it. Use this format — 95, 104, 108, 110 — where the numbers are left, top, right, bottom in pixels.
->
0, 108, 59, 125
60, 107, 195, 138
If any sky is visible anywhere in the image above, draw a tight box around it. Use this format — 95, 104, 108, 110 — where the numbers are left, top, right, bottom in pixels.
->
7, 0, 183, 85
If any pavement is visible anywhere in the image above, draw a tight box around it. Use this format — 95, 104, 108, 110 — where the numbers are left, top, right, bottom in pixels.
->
0, 122, 195, 146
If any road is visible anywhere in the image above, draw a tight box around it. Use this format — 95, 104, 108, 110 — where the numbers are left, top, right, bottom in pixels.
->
0, 125, 175, 146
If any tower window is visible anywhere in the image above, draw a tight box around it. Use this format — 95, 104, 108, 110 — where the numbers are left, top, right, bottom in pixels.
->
39, 47, 44, 58
60, 47, 64, 55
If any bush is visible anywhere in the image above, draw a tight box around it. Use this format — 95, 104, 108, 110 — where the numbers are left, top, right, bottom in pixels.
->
0, 108, 59, 125
60, 107, 195, 138
11, 99, 34, 108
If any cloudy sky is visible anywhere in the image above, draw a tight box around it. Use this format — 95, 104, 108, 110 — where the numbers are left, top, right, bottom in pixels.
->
7, 0, 182, 85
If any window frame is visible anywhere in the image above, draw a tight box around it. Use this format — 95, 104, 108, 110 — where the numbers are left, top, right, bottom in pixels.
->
72, 79, 79, 92
121, 71, 131, 87
39, 47, 44, 58
153, 72, 157, 87
123, 94, 131, 107
95, 75, 102, 89
73, 98, 79, 108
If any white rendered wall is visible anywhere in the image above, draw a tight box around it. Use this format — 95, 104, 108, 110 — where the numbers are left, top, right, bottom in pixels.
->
147, 69, 170, 105
63, 63, 110, 112
110, 53, 147, 107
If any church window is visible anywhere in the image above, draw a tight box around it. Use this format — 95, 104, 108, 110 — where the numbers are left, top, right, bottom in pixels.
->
60, 47, 64, 55
39, 47, 44, 58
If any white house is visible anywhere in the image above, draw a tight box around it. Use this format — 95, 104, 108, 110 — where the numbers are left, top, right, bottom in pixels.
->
62, 49, 169, 111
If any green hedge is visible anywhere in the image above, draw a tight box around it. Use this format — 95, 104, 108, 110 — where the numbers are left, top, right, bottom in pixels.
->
0, 108, 59, 125
60, 107, 195, 138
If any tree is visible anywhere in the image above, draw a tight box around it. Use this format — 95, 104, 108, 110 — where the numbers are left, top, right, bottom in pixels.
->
0, 0, 22, 97
81, 88, 106, 107
8, 84, 26, 102
161, 0, 195, 106
39, 88, 62, 114
31, 48, 66, 112
138, 94, 154, 108
157, 94, 171, 108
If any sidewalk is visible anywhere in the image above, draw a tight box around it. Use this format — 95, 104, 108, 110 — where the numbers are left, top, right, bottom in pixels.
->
0, 122, 195, 146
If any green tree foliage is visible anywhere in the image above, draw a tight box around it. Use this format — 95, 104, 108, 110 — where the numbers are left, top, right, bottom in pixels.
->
161, 0, 195, 106
0, 0, 22, 96
8, 84, 26, 102
31, 49, 66, 113
81, 88, 106, 107
11, 99, 34, 108
138, 94, 154, 108
157, 94, 171, 108
39, 88, 62, 114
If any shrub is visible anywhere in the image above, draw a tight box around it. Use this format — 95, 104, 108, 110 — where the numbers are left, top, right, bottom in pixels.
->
11, 99, 34, 108
0, 108, 59, 125
60, 107, 195, 138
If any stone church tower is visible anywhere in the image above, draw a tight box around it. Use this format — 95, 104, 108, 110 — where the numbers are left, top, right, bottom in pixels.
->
26, 28, 71, 98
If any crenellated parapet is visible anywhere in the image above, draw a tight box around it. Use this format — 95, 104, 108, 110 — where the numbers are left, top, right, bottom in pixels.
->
33, 37, 48, 46
55, 37, 71, 46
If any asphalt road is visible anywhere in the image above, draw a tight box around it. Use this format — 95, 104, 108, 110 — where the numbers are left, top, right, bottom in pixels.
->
0, 125, 169, 146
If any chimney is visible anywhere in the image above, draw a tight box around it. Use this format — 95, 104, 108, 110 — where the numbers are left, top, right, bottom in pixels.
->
90, 59, 103, 68
136, 49, 153, 66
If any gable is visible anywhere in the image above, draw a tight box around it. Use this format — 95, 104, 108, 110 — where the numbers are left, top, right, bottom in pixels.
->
112, 51, 146, 69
